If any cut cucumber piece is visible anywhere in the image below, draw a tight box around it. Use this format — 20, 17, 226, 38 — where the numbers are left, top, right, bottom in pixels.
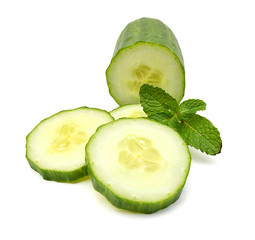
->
110, 104, 147, 120
86, 118, 191, 213
26, 107, 113, 182
106, 17, 185, 106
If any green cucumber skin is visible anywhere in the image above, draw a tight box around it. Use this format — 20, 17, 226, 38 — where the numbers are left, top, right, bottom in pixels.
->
88, 162, 183, 214
112, 17, 184, 66
106, 17, 185, 105
26, 158, 87, 182
25, 106, 114, 183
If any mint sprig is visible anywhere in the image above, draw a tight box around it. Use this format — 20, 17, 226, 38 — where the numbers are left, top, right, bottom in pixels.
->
179, 99, 206, 120
139, 84, 222, 155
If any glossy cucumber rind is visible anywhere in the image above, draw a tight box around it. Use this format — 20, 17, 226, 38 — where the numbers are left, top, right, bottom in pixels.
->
26, 158, 87, 182
25, 107, 114, 182
106, 17, 185, 105
87, 162, 184, 213
112, 17, 184, 66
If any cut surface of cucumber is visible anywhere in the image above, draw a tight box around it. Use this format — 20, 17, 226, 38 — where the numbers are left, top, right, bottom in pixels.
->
86, 118, 191, 213
26, 107, 113, 182
106, 17, 185, 106
110, 104, 147, 120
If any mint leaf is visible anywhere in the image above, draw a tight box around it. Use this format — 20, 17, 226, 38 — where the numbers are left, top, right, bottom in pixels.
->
179, 99, 206, 120
179, 114, 222, 155
140, 84, 178, 117
149, 113, 180, 132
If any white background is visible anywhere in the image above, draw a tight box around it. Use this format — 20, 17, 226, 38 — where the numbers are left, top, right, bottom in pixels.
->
1, 0, 254, 239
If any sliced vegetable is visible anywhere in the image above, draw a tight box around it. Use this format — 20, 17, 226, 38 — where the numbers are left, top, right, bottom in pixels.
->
26, 107, 113, 182
86, 118, 191, 213
110, 104, 147, 120
106, 17, 185, 105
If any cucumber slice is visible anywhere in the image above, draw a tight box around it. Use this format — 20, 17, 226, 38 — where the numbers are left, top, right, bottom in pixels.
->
110, 104, 147, 120
106, 17, 185, 106
86, 118, 191, 213
26, 107, 113, 182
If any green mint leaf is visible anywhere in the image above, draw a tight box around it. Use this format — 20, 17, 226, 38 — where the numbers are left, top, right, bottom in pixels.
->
179, 99, 206, 120
179, 114, 222, 155
149, 113, 181, 132
139, 84, 178, 117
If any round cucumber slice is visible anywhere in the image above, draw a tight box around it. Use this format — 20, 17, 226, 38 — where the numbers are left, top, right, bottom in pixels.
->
26, 107, 113, 182
110, 104, 147, 120
86, 118, 191, 213
106, 17, 185, 106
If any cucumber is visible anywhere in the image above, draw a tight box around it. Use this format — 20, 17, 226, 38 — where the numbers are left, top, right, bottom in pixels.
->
86, 118, 191, 213
26, 107, 113, 182
106, 17, 185, 106
110, 104, 146, 120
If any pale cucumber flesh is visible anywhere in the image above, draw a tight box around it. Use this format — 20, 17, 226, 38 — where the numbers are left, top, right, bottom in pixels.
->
26, 107, 113, 182
107, 43, 184, 105
110, 104, 146, 120
86, 118, 191, 213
